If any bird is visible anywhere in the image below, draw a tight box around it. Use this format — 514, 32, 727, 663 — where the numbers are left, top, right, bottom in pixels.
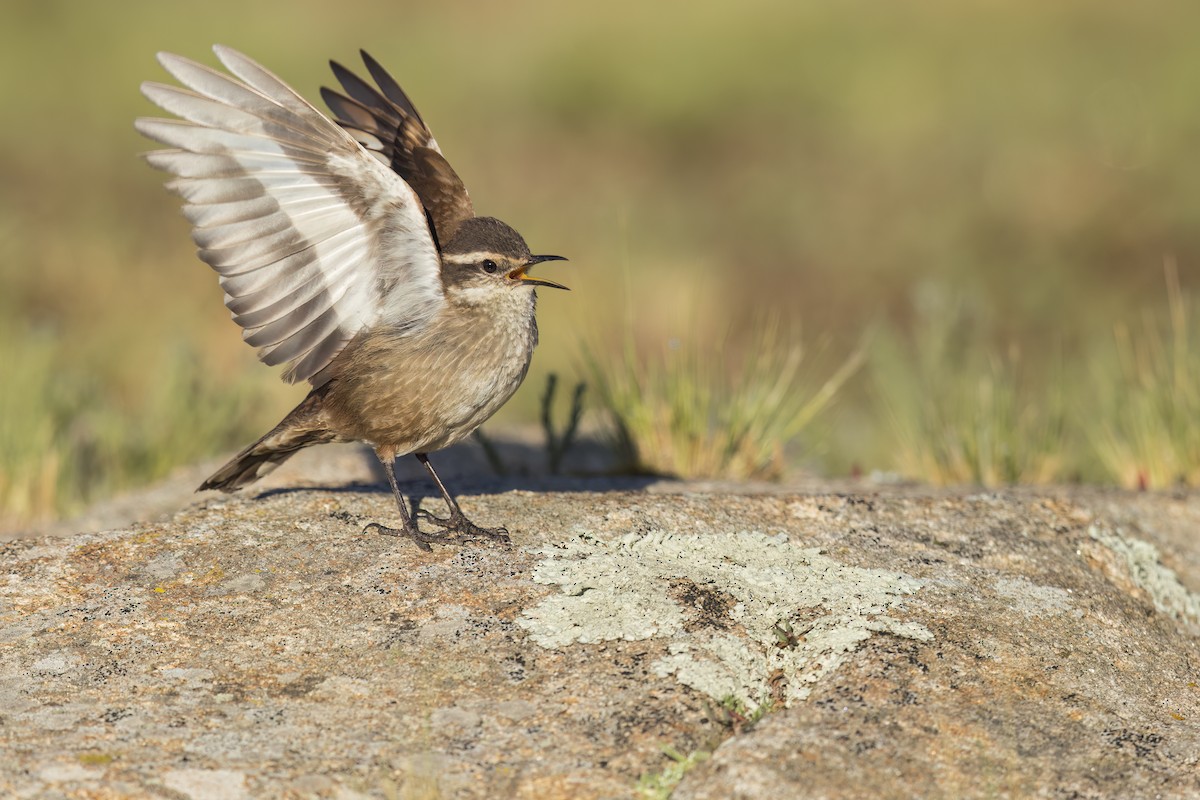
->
135, 46, 567, 550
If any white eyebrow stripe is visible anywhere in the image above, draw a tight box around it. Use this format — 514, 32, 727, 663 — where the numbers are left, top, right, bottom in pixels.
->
441, 251, 512, 265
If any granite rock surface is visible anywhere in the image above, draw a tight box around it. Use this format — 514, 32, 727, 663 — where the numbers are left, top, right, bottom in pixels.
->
2, 449, 1198, 799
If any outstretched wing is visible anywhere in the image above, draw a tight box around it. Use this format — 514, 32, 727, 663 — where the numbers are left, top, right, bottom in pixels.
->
321, 51, 474, 246
136, 45, 445, 385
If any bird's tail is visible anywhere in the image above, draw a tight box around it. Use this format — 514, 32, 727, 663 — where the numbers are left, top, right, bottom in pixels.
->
199, 389, 338, 492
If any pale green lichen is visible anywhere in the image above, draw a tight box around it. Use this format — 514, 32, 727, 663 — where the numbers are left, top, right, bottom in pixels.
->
1090, 524, 1200, 629
518, 531, 932, 707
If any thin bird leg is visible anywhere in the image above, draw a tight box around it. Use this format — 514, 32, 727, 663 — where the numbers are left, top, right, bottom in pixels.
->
413, 453, 511, 544
363, 450, 452, 552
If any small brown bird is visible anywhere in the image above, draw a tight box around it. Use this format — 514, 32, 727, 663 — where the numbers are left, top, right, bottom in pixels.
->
136, 46, 567, 550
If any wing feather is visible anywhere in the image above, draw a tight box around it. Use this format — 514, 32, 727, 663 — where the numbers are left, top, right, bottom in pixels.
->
322, 52, 474, 243
283, 330, 356, 383
360, 50, 426, 123
319, 89, 380, 132
228, 235, 366, 318
182, 193, 340, 229
137, 46, 446, 385
255, 305, 344, 360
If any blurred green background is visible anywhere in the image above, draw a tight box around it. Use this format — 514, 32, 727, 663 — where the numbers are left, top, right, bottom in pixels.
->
3, 0, 1199, 528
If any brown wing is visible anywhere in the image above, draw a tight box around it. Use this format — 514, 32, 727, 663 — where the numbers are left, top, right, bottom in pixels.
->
321, 51, 474, 246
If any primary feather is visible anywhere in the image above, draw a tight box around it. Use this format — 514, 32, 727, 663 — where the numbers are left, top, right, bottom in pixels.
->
323, 51, 474, 244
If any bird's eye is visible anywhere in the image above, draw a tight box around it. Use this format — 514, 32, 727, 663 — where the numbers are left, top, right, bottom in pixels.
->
482, 259, 498, 274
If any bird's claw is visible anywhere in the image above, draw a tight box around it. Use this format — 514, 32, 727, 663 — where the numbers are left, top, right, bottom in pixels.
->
363, 521, 443, 552
415, 510, 511, 545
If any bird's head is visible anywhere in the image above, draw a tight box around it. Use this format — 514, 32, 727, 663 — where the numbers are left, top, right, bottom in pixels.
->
439, 217, 567, 304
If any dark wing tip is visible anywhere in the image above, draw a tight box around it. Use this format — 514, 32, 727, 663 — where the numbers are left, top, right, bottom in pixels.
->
328, 59, 353, 84
359, 49, 424, 124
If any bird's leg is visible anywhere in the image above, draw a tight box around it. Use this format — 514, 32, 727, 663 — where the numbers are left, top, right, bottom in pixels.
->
363, 449, 449, 552
413, 453, 511, 544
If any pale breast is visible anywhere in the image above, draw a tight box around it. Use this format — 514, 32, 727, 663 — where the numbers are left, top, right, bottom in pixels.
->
321, 290, 538, 454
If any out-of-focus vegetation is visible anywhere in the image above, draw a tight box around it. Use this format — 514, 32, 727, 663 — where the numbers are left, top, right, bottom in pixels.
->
1090, 262, 1200, 489
586, 319, 864, 480
872, 313, 1072, 486
3, 0, 1199, 529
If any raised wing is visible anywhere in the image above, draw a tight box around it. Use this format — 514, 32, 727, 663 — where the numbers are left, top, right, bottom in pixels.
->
136, 45, 445, 385
321, 51, 474, 246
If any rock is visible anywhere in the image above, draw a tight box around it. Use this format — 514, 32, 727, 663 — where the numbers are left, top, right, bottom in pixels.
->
672, 493, 1200, 800
1, 479, 1198, 799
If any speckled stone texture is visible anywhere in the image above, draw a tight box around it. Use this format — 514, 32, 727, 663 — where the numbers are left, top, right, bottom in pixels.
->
2, 476, 1198, 799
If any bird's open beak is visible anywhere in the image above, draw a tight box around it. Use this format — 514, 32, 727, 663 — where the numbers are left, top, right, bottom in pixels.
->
510, 254, 569, 290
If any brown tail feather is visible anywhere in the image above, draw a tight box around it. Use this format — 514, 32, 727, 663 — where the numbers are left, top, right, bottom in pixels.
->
199, 388, 338, 492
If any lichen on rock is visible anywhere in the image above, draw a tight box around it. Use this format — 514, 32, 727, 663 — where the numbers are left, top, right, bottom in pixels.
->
518, 530, 932, 706
1090, 524, 1200, 630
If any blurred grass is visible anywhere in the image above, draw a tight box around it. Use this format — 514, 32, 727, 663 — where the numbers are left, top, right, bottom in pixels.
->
585, 319, 864, 481
3, 0, 1200, 527
0, 331, 274, 524
872, 312, 1073, 486
1090, 261, 1200, 489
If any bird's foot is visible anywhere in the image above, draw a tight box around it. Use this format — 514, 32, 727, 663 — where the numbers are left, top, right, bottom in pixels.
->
363, 521, 456, 553
415, 509, 511, 546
